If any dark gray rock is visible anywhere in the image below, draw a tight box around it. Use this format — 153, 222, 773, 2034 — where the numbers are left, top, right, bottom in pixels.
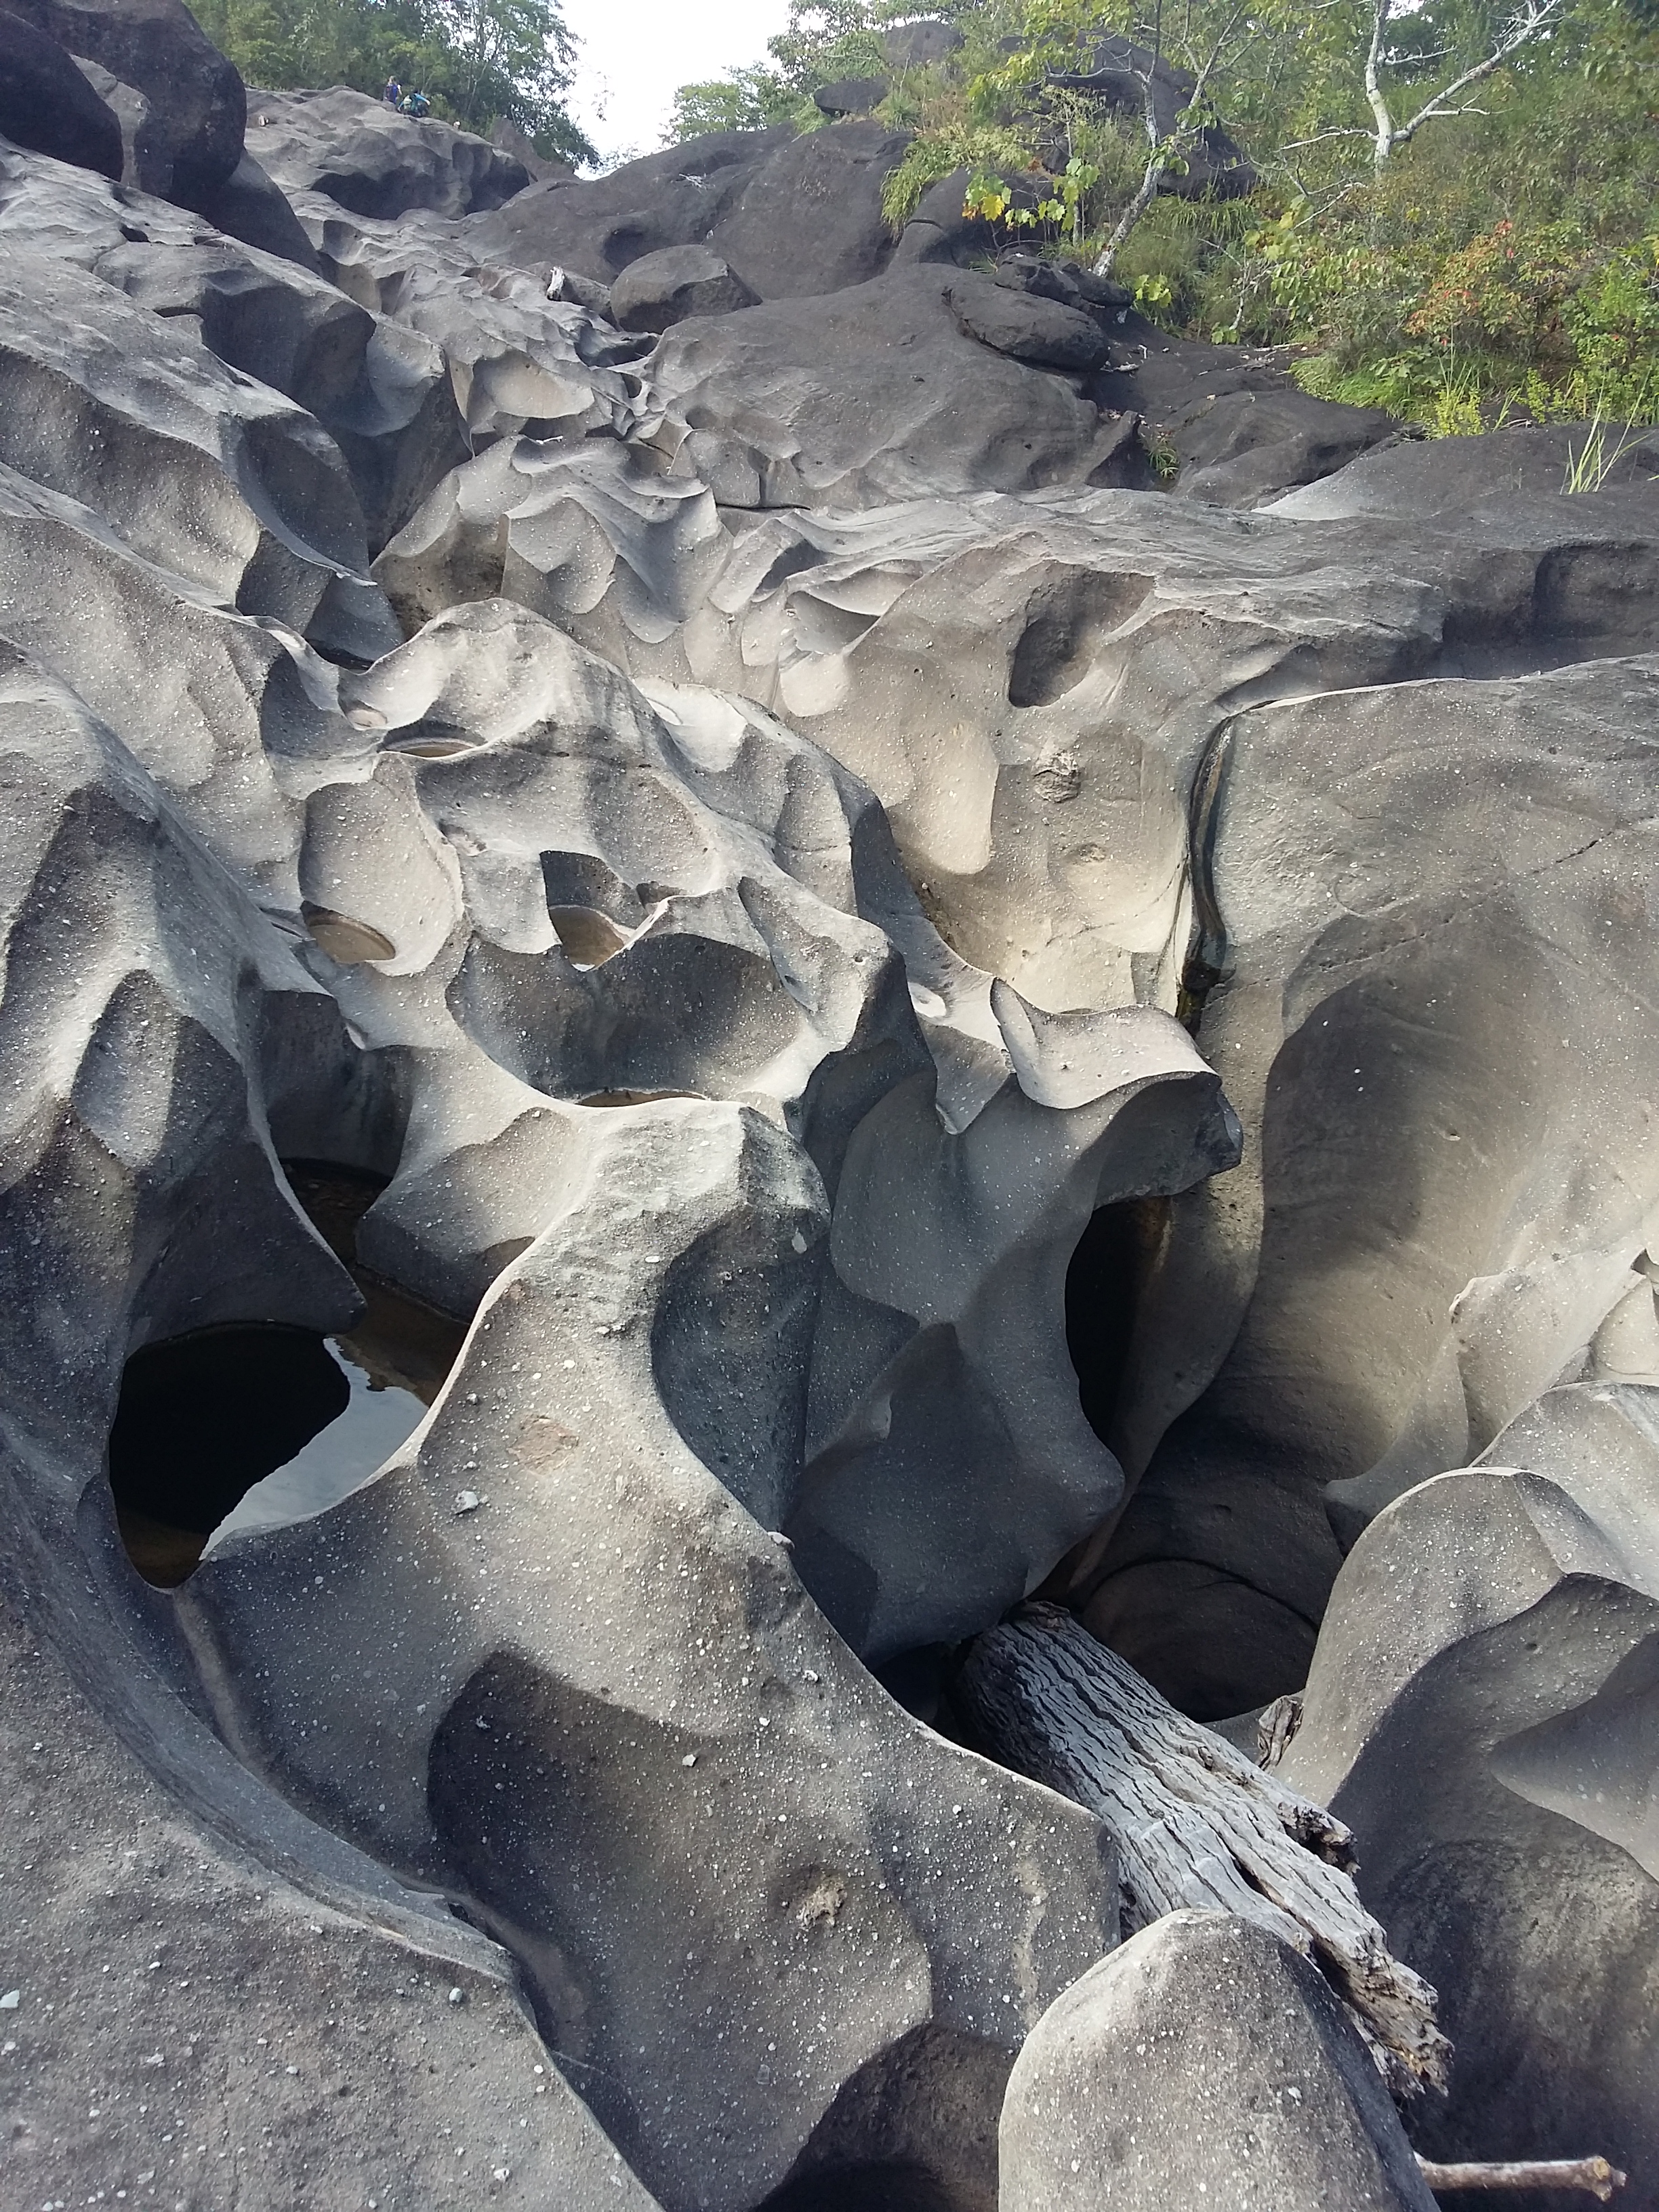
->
1000, 1912, 1438, 2212
1267, 419, 1659, 519
186, 146, 323, 270
1281, 1414, 1659, 2200
814, 75, 888, 116
884, 20, 965, 68
996, 252, 1131, 311
609, 243, 759, 333
7, 0, 245, 199
945, 268, 1111, 373
462, 127, 794, 284
649, 268, 1136, 506
0, 1563, 658, 2211
0, 5, 121, 178
708, 118, 912, 300
1073, 645, 1659, 1714
1092, 323, 1397, 502
1051, 34, 1256, 200
247, 85, 530, 220
489, 110, 575, 183
464, 121, 909, 303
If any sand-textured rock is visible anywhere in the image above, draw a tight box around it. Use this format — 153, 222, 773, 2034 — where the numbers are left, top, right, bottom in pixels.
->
1, 12, 1657, 2207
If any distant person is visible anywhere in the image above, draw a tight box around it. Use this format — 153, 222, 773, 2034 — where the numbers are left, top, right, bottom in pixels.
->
383, 77, 401, 106
398, 89, 430, 119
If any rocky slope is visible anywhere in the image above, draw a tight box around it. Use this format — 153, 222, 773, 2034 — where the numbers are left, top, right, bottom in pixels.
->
0, 9, 1656, 2209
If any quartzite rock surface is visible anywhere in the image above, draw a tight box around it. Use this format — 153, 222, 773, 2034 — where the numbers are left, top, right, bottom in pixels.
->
1, 18, 1657, 2212
1000, 1912, 1438, 2212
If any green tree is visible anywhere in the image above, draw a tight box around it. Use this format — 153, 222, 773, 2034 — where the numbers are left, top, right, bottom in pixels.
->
670, 1, 983, 144
192, 0, 595, 161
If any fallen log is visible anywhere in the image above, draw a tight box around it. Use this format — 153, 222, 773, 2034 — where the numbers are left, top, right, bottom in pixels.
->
1418, 2156, 1626, 2200
956, 1601, 1452, 2100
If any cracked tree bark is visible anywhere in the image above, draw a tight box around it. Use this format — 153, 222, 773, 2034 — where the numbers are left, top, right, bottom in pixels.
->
956, 1601, 1451, 2100
1417, 2156, 1626, 2200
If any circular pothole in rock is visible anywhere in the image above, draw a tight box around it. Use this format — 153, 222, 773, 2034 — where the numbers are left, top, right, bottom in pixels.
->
302, 904, 396, 964
109, 1167, 467, 1587
550, 903, 634, 966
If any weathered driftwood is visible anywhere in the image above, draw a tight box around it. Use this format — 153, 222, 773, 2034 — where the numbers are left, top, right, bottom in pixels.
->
1418, 2156, 1626, 2200
957, 1603, 1452, 2100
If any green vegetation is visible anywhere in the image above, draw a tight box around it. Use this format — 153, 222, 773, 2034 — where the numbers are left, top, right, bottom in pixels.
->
674, 0, 1659, 432
192, 0, 595, 162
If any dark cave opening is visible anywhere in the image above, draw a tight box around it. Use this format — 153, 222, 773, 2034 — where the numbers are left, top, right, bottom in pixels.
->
758, 2164, 966, 2212
1063, 1195, 1169, 1447
108, 1322, 352, 1584
107, 1164, 466, 1588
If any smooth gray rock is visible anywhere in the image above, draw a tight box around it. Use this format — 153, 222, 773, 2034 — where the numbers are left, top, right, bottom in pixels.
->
649, 268, 1137, 506
814, 75, 889, 116
8, 0, 245, 199
1076, 648, 1659, 1713
1000, 1912, 1438, 2212
247, 84, 530, 220
1280, 1416, 1659, 2198
0, 6, 122, 178
945, 268, 1111, 373
461, 127, 794, 285
884, 20, 964, 68
609, 243, 760, 333
3, 37, 1658, 2210
462, 121, 909, 303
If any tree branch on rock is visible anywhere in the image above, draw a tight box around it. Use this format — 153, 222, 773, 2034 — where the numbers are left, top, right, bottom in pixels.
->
957, 1602, 1452, 2100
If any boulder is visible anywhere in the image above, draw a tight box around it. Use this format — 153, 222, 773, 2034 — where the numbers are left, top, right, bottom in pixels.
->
609, 243, 760, 333
1266, 419, 1659, 519
188, 147, 322, 269
1069, 641, 1659, 1714
1088, 320, 1397, 501
1279, 1418, 1659, 2197
1051, 34, 1256, 199
0, 6, 122, 178
247, 85, 530, 220
648, 268, 1138, 507
706, 118, 912, 300
7, 0, 245, 199
0, 1563, 659, 2212
884, 20, 965, 69
1000, 1912, 1439, 2212
945, 268, 1111, 373
464, 121, 910, 302
462, 127, 794, 284
489, 110, 575, 183
814, 75, 888, 117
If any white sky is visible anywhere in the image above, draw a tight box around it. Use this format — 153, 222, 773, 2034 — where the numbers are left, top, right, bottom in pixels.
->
560, 0, 794, 167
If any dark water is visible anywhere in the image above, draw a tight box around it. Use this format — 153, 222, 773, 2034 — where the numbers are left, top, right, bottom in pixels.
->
110, 1166, 466, 1587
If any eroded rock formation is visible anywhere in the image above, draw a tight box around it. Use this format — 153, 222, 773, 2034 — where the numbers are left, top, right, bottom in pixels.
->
1, 16, 1656, 2210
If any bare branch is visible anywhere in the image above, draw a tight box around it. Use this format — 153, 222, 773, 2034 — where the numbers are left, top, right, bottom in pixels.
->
1391, 0, 1564, 153
1364, 0, 1397, 165
1418, 2157, 1627, 2202
1277, 125, 1376, 150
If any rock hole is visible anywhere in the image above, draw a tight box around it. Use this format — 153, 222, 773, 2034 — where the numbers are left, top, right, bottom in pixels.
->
1065, 1196, 1169, 1446
1007, 570, 1153, 708
108, 1166, 465, 1587
755, 2025, 1007, 2212
758, 2165, 966, 2212
541, 851, 645, 930
550, 905, 633, 967
302, 904, 396, 964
